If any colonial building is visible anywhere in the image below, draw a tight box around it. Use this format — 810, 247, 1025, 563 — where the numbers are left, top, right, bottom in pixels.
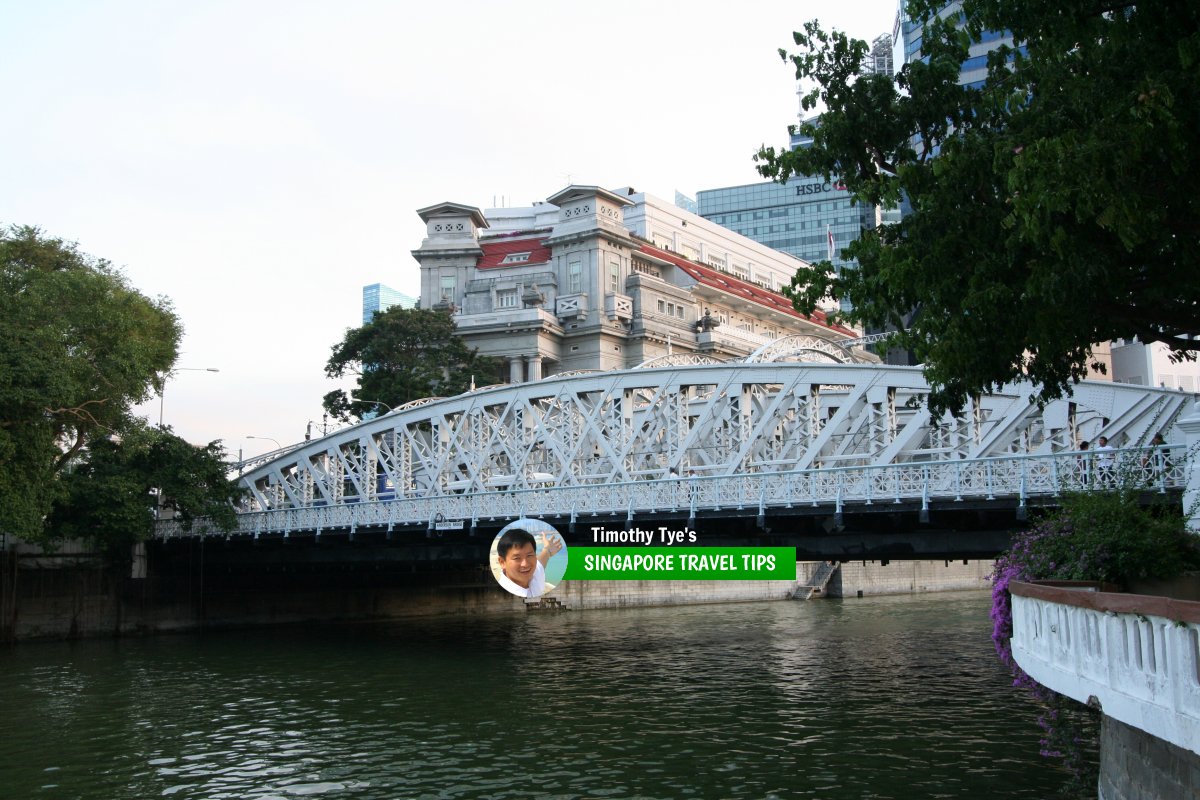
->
411, 185, 876, 383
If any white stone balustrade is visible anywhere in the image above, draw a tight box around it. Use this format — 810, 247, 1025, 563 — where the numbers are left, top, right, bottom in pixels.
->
1010, 582, 1200, 756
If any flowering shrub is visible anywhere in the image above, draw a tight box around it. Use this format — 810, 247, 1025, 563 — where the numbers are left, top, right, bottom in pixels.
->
990, 491, 1199, 797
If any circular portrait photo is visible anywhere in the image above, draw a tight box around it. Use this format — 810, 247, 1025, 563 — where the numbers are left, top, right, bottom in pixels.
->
490, 518, 568, 598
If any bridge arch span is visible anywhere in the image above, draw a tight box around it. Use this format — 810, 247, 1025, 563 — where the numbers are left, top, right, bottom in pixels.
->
234, 363, 1192, 516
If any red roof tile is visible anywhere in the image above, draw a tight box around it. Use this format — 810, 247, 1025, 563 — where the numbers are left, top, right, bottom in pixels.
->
478, 236, 552, 269
638, 243, 855, 336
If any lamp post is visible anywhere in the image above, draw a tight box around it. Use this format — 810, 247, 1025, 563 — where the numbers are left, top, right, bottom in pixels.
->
246, 434, 283, 452
158, 367, 220, 427
359, 399, 393, 415
353, 399, 393, 423
306, 413, 332, 441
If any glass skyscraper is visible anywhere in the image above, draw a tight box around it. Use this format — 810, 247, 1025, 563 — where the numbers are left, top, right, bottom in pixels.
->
362, 283, 417, 324
897, 1, 1013, 89
697, 33, 897, 279
695, 25, 922, 364
697, 178, 873, 276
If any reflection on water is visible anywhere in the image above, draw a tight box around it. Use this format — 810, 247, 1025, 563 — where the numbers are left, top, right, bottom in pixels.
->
0, 593, 1063, 798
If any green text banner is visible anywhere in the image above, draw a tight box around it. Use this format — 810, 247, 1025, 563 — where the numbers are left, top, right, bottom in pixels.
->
563, 547, 796, 581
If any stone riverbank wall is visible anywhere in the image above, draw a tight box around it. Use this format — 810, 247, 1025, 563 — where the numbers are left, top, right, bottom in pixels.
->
1099, 716, 1199, 800
0, 543, 993, 642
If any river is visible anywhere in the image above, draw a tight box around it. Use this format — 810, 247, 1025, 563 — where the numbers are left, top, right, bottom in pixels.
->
1, 591, 1066, 799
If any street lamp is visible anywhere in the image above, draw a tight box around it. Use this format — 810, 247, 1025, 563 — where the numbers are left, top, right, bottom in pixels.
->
306, 413, 334, 441
158, 367, 220, 427
358, 399, 393, 414
246, 434, 283, 452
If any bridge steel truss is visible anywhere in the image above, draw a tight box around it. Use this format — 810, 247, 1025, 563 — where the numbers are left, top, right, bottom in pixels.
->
160, 364, 1195, 538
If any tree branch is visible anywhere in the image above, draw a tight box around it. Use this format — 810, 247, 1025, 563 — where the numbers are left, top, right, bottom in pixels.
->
43, 398, 109, 425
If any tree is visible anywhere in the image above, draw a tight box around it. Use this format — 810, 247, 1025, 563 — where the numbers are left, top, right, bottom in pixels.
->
48, 423, 244, 552
323, 307, 500, 421
756, 1, 1200, 415
0, 226, 182, 540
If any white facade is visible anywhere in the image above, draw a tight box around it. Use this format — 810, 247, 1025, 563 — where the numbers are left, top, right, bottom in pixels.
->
411, 185, 872, 384
1111, 339, 1200, 392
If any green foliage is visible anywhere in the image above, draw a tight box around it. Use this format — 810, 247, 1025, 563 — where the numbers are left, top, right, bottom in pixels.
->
48, 423, 244, 553
0, 225, 182, 540
1017, 491, 1200, 587
323, 307, 499, 422
757, 1, 1200, 416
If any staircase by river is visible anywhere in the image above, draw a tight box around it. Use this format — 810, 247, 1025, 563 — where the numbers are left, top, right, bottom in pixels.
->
793, 561, 840, 600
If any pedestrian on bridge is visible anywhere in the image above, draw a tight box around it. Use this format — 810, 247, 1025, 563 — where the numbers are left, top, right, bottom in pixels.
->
1095, 436, 1116, 488
1142, 432, 1171, 485
1077, 440, 1090, 487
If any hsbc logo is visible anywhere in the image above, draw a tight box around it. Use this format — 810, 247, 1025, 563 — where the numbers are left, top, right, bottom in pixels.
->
795, 181, 847, 196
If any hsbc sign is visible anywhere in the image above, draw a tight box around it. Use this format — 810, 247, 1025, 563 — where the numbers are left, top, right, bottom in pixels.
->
795, 182, 844, 196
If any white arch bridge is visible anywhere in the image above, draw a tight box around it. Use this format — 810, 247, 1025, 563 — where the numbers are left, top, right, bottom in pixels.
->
158, 363, 1195, 540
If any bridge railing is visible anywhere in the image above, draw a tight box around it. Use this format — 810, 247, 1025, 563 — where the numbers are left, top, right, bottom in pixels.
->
157, 445, 1189, 539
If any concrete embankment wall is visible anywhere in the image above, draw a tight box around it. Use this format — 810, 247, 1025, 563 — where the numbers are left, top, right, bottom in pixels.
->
2, 548, 994, 642
0, 560, 519, 642
831, 559, 994, 598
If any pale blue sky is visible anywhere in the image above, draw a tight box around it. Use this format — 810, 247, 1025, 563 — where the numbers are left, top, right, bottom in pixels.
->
0, 0, 895, 454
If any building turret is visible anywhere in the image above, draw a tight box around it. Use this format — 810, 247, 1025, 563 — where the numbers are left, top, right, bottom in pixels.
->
412, 202, 488, 311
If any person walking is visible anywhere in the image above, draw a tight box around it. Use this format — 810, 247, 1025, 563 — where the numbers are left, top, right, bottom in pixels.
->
1144, 432, 1170, 485
1076, 440, 1090, 487
1094, 436, 1115, 488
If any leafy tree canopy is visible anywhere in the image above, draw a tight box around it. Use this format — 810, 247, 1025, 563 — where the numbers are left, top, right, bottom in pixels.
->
48, 423, 244, 552
0, 226, 182, 539
323, 307, 499, 422
756, 0, 1200, 415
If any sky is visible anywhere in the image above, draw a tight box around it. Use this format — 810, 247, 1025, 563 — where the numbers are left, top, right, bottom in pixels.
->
1, 0, 896, 459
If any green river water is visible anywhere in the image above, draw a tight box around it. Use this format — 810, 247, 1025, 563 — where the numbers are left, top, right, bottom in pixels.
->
0, 592, 1067, 799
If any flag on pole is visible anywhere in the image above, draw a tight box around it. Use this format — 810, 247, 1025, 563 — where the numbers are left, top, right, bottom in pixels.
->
827, 226, 835, 262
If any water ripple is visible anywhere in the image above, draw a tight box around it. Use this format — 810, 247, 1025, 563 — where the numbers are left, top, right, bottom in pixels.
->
0, 593, 1063, 798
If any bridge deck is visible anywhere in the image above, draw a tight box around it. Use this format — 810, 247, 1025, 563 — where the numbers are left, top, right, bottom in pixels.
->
160, 446, 1186, 540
